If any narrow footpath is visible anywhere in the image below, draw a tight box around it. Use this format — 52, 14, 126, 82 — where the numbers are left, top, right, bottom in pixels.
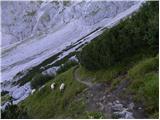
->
72, 66, 146, 119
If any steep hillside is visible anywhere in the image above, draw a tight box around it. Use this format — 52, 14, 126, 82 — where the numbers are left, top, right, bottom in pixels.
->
1, 1, 143, 107
2, 55, 158, 118
1, 1, 159, 119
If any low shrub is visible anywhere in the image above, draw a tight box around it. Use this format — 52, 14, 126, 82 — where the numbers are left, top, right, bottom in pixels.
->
1, 104, 29, 119
57, 60, 78, 74
1, 90, 9, 96
31, 73, 53, 89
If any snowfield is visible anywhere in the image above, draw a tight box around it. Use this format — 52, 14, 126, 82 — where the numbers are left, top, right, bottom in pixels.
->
1, 1, 143, 105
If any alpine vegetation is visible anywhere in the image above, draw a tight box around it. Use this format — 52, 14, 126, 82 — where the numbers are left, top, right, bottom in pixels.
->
1, 1, 159, 119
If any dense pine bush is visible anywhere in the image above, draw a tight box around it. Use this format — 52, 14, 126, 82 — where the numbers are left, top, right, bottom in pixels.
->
79, 2, 158, 70
31, 73, 53, 89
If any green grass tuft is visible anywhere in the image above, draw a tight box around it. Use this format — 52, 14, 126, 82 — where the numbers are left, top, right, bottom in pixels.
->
1, 95, 12, 105
85, 111, 104, 119
128, 55, 158, 78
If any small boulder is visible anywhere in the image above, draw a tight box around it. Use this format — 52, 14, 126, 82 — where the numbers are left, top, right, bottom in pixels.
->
112, 111, 126, 118
128, 102, 135, 110
138, 107, 142, 110
112, 108, 134, 119
115, 100, 120, 104
125, 111, 134, 119
107, 94, 111, 97
112, 103, 124, 111
102, 96, 106, 100
99, 102, 105, 111
107, 102, 113, 106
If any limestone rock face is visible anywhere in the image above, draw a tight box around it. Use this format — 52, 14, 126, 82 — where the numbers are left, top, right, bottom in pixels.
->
1, 1, 138, 47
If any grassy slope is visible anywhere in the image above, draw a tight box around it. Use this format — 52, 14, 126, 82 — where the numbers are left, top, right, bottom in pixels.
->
20, 68, 86, 119
77, 54, 159, 118
127, 55, 159, 118
18, 54, 158, 118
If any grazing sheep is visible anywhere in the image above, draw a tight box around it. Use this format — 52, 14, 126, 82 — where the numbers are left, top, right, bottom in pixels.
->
31, 89, 36, 95
60, 83, 65, 92
51, 82, 56, 90
38, 85, 46, 91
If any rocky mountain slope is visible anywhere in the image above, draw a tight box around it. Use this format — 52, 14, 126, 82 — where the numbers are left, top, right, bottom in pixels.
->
2, 1, 138, 47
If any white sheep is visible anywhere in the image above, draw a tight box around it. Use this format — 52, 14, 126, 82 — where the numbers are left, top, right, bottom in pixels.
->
59, 83, 65, 92
31, 89, 36, 95
51, 82, 56, 90
38, 85, 45, 91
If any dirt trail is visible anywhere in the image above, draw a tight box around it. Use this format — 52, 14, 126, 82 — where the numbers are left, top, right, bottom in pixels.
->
73, 66, 94, 87
72, 66, 146, 119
